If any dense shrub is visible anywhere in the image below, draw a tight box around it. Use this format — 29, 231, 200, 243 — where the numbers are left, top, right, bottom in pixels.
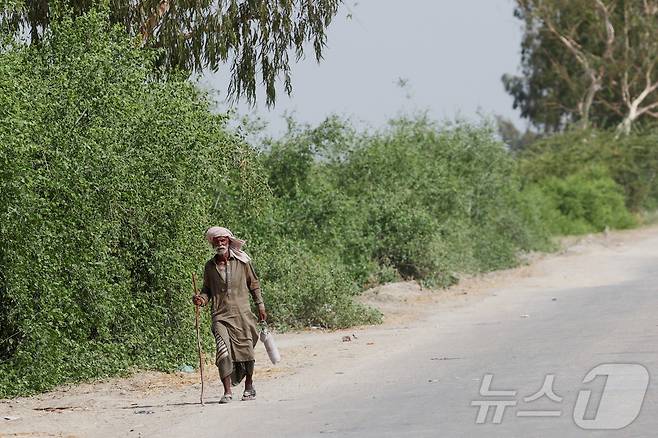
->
523, 168, 636, 235
520, 129, 658, 211
251, 240, 381, 330
0, 12, 383, 397
0, 12, 270, 397
259, 116, 552, 289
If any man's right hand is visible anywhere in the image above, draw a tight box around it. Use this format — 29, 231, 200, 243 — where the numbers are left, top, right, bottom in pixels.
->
192, 295, 205, 306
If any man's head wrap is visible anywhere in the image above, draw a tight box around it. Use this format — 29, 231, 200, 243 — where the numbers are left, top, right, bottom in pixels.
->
205, 226, 251, 263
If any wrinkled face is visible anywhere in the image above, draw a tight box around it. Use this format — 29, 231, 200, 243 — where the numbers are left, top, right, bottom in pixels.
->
212, 235, 230, 255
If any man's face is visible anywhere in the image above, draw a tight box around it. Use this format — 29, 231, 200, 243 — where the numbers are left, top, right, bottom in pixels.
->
212, 235, 229, 255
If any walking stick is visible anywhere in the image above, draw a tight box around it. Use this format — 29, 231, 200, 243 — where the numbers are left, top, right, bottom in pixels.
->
192, 273, 205, 405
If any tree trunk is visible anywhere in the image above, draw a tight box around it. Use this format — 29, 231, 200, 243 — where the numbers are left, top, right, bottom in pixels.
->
617, 114, 634, 135
578, 75, 601, 129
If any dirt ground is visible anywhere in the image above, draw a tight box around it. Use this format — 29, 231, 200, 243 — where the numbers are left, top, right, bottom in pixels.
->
2, 224, 657, 438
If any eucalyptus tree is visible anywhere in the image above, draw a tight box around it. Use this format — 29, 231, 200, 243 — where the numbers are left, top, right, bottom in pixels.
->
1, 0, 341, 105
504, 0, 658, 134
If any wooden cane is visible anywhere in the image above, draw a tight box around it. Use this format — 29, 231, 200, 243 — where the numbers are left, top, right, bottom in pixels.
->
192, 273, 205, 405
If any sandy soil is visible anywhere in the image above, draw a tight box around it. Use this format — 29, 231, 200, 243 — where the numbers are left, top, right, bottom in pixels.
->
2, 224, 657, 438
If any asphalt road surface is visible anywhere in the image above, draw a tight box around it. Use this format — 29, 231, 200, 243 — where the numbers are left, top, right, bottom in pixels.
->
152, 229, 658, 438
3, 229, 656, 437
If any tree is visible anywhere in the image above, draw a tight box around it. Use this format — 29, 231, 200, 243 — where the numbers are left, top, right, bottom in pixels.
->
0, 0, 341, 106
495, 116, 541, 154
616, 1, 658, 133
504, 0, 658, 134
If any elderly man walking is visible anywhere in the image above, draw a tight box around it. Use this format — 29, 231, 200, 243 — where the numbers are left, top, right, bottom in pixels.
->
192, 226, 267, 404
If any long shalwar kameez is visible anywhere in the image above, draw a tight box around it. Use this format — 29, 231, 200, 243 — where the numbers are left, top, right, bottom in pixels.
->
199, 254, 263, 385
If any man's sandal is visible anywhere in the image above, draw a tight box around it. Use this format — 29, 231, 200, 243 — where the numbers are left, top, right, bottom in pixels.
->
241, 388, 256, 401
219, 394, 233, 404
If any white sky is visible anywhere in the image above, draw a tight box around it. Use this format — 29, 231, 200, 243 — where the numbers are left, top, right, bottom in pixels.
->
199, 0, 526, 137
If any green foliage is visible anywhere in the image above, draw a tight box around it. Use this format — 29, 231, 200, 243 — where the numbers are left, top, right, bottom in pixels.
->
252, 241, 381, 330
5, 7, 647, 399
0, 12, 268, 397
258, 116, 552, 291
520, 129, 658, 211
0, 0, 341, 106
495, 116, 542, 154
523, 168, 636, 235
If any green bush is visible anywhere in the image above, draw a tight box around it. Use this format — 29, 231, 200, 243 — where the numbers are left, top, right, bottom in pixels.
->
259, 116, 552, 289
251, 240, 381, 330
0, 12, 268, 397
523, 167, 636, 235
0, 12, 388, 397
520, 129, 658, 211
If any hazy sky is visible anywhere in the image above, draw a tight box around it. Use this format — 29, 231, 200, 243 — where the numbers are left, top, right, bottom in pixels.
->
200, 0, 526, 136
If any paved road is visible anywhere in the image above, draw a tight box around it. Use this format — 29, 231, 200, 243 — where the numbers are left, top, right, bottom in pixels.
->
153, 232, 658, 438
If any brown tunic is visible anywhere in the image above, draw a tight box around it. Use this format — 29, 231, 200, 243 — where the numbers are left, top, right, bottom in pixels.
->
200, 254, 263, 380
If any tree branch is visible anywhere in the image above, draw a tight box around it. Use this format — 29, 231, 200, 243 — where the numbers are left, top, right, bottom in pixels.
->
544, 18, 591, 71
636, 95, 658, 117
139, 0, 170, 46
597, 97, 624, 116
595, 0, 615, 60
